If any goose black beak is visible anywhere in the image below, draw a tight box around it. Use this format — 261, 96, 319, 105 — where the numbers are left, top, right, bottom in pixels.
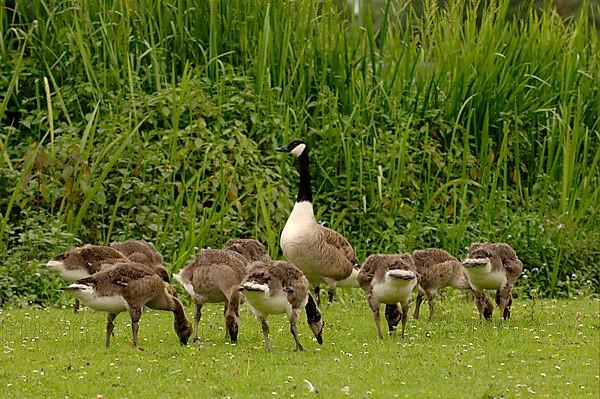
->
276, 145, 289, 153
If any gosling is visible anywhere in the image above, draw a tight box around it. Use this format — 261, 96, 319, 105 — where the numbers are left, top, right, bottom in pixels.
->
411, 248, 472, 320
62, 262, 192, 348
462, 242, 523, 320
358, 253, 418, 339
240, 260, 324, 351
173, 248, 247, 344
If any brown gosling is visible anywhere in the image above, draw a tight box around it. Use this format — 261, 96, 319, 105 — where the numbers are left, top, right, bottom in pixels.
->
411, 248, 472, 320
240, 260, 324, 351
358, 253, 418, 339
62, 262, 192, 348
462, 242, 523, 321
173, 249, 247, 344
45, 244, 129, 312
223, 238, 271, 263
109, 239, 169, 282
277, 139, 361, 305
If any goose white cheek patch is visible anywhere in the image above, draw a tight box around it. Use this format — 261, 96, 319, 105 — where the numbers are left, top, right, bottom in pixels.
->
290, 143, 306, 157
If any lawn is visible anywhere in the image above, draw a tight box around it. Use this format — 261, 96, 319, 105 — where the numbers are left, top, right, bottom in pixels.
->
0, 294, 597, 398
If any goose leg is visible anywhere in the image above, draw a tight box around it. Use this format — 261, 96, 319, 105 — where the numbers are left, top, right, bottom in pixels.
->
313, 284, 321, 305
128, 307, 142, 347
413, 292, 424, 320
74, 299, 81, 313
105, 313, 118, 348
400, 301, 410, 338
496, 286, 513, 320
288, 308, 304, 351
259, 317, 272, 352
426, 290, 436, 320
384, 304, 401, 334
327, 287, 336, 303
193, 302, 203, 344
367, 296, 384, 339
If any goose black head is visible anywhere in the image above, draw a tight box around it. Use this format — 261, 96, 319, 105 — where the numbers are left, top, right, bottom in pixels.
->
276, 139, 308, 158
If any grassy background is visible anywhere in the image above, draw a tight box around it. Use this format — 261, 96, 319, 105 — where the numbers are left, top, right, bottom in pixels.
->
0, 296, 598, 397
0, 0, 598, 306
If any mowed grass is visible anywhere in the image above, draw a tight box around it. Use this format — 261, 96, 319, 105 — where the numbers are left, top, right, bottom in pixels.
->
0, 295, 597, 398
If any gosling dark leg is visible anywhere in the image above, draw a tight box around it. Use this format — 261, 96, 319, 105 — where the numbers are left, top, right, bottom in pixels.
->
193, 302, 203, 343
260, 317, 272, 352
105, 313, 118, 348
128, 307, 142, 347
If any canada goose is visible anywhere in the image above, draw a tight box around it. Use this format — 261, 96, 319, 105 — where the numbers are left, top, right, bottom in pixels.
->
411, 248, 472, 320
358, 253, 418, 339
172, 249, 247, 344
62, 262, 192, 347
240, 260, 324, 351
110, 239, 169, 282
223, 238, 271, 263
462, 243, 523, 320
276, 139, 360, 304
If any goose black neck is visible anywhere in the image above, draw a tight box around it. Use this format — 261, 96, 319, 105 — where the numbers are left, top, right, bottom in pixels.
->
296, 150, 312, 203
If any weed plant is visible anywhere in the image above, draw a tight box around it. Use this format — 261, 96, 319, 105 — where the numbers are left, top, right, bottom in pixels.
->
0, 0, 598, 305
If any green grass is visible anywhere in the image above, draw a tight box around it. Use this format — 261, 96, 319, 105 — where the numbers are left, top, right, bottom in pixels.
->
0, 295, 598, 398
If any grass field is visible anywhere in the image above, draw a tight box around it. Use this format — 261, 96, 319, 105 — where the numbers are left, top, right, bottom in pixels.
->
1, 295, 597, 398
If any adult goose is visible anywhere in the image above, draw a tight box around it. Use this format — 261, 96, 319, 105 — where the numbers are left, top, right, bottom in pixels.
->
276, 139, 360, 304
62, 262, 192, 348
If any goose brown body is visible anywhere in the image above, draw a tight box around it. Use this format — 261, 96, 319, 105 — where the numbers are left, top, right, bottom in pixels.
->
62, 262, 192, 347
223, 238, 271, 263
110, 239, 169, 282
240, 260, 324, 351
173, 249, 247, 343
411, 248, 472, 320
462, 243, 523, 320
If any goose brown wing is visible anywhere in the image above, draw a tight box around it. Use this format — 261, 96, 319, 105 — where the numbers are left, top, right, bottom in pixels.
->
317, 225, 360, 268
357, 254, 380, 287
106, 263, 156, 287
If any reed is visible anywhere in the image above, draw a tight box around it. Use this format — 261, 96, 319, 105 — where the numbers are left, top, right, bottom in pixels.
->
0, 0, 597, 302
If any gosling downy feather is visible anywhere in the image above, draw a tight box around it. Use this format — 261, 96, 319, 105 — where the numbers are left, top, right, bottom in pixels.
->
62, 262, 192, 348
358, 253, 418, 339
240, 260, 324, 351
173, 248, 247, 344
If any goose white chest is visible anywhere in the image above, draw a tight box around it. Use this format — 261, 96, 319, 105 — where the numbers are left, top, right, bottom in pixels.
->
465, 266, 508, 291
280, 202, 320, 271
67, 284, 129, 313
46, 260, 90, 282
372, 271, 418, 304
243, 284, 292, 316
281, 202, 316, 248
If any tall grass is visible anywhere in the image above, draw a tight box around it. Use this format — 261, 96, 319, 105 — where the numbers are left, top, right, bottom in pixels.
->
0, 0, 598, 302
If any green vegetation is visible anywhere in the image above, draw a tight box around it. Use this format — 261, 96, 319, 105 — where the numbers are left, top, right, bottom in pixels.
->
0, 0, 598, 306
0, 297, 598, 397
